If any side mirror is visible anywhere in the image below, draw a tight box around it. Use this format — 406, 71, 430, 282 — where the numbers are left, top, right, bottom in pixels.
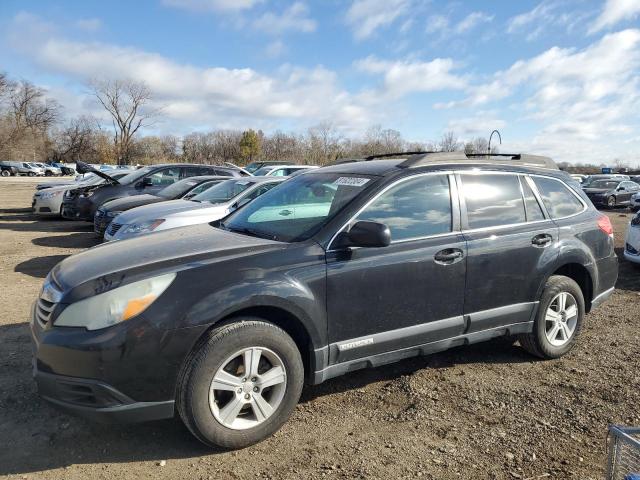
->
333, 220, 391, 249
137, 177, 153, 188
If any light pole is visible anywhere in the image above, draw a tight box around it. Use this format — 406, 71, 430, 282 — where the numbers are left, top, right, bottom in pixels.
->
488, 130, 502, 156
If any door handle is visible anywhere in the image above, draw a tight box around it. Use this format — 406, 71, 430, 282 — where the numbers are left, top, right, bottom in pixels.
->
532, 234, 553, 247
434, 248, 464, 265
279, 209, 292, 216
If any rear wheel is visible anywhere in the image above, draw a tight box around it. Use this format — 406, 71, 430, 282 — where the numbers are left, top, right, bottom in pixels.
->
28, 172, 35, 177
607, 195, 616, 208
178, 319, 304, 449
519, 275, 585, 359
0, 170, 9, 177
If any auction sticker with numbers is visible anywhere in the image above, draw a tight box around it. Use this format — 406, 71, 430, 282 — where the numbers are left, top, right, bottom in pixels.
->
333, 177, 370, 187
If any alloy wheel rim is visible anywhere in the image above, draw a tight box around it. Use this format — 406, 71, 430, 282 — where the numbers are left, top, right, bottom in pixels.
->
544, 292, 578, 347
608, 197, 615, 207
209, 347, 287, 430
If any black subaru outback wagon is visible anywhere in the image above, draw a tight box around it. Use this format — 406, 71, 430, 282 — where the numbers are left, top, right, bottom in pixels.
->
31, 152, 617, 448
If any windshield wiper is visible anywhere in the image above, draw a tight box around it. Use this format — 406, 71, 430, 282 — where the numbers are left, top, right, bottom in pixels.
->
223, 224, 277, 241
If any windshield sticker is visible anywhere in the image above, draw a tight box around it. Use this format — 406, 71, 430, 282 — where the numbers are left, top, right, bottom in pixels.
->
334, 177, 370, 187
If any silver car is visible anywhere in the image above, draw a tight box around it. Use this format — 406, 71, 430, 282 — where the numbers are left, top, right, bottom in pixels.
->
104, 177, 286, 241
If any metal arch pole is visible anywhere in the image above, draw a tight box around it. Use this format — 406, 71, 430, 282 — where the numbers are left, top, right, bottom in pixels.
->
488, 130, 502, 156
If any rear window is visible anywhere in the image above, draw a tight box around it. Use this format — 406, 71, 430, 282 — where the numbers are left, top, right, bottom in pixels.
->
532, 177, 585, 219
461, 174, 526, 229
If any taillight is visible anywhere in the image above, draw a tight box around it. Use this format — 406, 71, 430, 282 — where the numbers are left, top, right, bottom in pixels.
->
597, 215, 613, 236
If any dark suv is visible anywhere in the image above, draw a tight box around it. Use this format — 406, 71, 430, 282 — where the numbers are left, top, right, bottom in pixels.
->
31, 152, 617, 449
61, 163, 243, 221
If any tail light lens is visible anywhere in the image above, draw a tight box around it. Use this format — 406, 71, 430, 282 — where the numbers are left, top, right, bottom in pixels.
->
597, 215, 613, 236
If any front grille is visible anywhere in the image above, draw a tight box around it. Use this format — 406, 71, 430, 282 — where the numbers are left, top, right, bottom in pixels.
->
35, 274, 62, 328
108, 222, 122, 236
35, 297, 55, 328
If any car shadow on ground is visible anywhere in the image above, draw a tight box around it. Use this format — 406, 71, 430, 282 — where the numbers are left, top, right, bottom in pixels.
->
31, 232, 101, 249
0, 324, 533, 475
14, 255, 71, 278
614, 248, 640, 292
0, 218, 93, 233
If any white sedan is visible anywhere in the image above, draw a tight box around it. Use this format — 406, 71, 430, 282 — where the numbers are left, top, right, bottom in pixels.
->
104, 177, 286, 241
624, 213, 640, 264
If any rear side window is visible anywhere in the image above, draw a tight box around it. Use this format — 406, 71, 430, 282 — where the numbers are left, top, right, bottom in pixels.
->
532, 177, 584, 219
522, 177, 545, 221
461, 174, 526, 229
357, 174, 452, 241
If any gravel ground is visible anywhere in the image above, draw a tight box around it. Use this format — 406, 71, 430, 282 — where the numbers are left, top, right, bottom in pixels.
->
1, 177, 639, 480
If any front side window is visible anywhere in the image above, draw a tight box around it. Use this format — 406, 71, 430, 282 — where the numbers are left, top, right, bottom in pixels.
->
183, 180, 221, 198
356, 175, 452, 241
147, 167, 181, 186
223, 173, 375, 242
461, 174, 526, 229
532, 176, 585, 219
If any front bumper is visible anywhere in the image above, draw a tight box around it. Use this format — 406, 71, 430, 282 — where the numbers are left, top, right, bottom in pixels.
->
30, 301, 207, 423
34, 369, 175, 423
94, 210, 115, 236
32, 194, 63, 216
624, 224, 640, 264
61, 200, 92, 221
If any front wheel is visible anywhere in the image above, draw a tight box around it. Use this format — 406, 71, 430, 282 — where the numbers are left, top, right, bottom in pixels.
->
178, 319, 304, 449
28, 172, 35, 177
0, 170, 9, 177
607, 195, 616, 208
519, 275, 585, 359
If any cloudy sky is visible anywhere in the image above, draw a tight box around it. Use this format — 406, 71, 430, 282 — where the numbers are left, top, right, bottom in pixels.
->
1, 0, 639, 165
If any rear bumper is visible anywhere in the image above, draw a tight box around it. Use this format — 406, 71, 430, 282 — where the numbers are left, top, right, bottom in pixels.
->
35, 369, 175, 423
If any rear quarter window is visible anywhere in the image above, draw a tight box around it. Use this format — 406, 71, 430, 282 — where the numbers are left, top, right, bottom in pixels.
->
532, 176, 585, 219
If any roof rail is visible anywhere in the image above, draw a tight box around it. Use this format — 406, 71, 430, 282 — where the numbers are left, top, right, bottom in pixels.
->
398, 151, 558, 170
365, 151, 436, 161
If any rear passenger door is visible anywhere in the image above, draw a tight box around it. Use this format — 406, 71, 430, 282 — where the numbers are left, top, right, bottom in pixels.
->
459, 172, 559, 332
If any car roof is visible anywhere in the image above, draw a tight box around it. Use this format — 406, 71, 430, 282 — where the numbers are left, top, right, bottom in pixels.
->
243, 176, 288, 183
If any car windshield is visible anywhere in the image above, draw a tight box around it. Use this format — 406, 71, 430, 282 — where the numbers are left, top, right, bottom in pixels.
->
222, 172, 375, 242
252, 166, 276, 176
590, 180, 619, 189
117, 166, 154, 185
191, 179, 255, 204
157, 178, 203, 199
245, 162, 280, 174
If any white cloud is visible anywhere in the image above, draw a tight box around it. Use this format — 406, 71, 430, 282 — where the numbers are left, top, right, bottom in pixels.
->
590, 0, 640, 33
454, 12, 493, 34
253, 3, 316, 35
447, 29, 640, 164
345, 0, 410, 40
161, 0, 262, 13
265, 40, 286, 58
355, 56, 467, 98
426, 11, 493, 38
75, 18, 102, 32
507, 1, 587, 41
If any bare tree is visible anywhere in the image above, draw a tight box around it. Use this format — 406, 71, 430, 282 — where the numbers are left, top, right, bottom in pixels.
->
438, 131, 461, 152
52, 116, 97, 162
91, 79, 156, 165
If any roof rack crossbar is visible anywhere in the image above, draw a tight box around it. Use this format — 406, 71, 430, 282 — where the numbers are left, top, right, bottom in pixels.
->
364, 151, 436, 161
398, 151, 557, 170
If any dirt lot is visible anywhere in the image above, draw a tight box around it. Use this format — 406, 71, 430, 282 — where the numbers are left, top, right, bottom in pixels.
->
1, 177, 639, 480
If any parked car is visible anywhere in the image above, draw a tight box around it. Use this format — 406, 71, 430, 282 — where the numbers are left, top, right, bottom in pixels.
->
251, 164, 318, 176
582, 174, 630, 188
104, 176, 285, 241
624, 212, 640, 264
30, 151, 617, 449
32, 170, 134, 217
61, 162, 241, 221
0, 164, 17, 177
50, 163, 75, 176
583, 179, 640, 208
32, 163, 62, 176
1, 161, 44, 176
570, 174, 586, 184
630, 193, 640, 211
94, 175, 231, 236
243, 161, 289, 174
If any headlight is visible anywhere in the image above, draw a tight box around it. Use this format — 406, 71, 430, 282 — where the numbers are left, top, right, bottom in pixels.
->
55, 273, 176, 330
81, 190, 95, 197
122, 219, 165, 234
105, 210, 122, 218
40, 190, 62, 199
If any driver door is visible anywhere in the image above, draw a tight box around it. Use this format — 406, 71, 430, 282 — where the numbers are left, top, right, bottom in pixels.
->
325, 174, 467, 364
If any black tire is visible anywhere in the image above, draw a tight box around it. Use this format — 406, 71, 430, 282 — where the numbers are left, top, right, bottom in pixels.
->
607, 195, 616, 208
519, 275, 585, 359
0, 170, 9, 177
28, 172, 35, 177
177, 318, 304, 449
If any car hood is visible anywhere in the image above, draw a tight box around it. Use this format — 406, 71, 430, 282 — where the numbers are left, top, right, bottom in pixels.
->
113, 199, 226, 225
36, 182, 75, 191
75, 161, 120, 184
50, 223, 283, 302
101, 194, 163, 213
